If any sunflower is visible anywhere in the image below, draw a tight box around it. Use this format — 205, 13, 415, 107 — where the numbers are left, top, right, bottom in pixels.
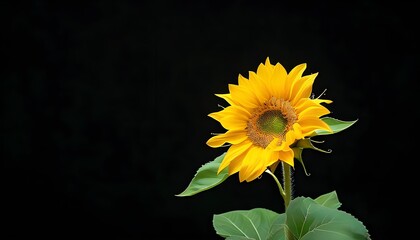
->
206, 57, 332, 182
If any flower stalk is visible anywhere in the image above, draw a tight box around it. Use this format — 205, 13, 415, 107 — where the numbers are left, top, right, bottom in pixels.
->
282, 162, 292, 209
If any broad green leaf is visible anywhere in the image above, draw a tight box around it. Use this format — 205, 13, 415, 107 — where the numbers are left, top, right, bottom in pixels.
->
314, 191, 341, 209
266, 213, 287, 240
311, 117, 358, 136
175, 152, 228, 197
213, 208, 285, 240
285, 197, 370, 240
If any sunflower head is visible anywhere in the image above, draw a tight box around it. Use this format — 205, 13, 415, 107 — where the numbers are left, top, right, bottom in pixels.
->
206, 57, 332, 182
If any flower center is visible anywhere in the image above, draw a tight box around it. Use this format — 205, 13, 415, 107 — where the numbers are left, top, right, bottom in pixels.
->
258, 110, 287, 135
247, 97, 297, 148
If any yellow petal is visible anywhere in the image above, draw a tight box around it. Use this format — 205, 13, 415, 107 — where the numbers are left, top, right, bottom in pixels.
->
247, 149, 278, 181
237, 74, 248, 86
288, 63, 307, 82
245, 163, 266, 182
298, 105, 330, 120
313, 98, 333, 104
281, 130, 298, 151
228, 84, 259, 109
249, 71, 269, 104
218, 140, 252, 173
209, 108, 249, 130
206, 129, 248, 148
265, 137, 281, 151
208, 110, 226, 122
269, 130, 296, 152
286, 63, 306, 99
218, 116, 247, 130
294, 98, 319, 113
298, 118, 332, 135
246, 148, 271, 181
238, 71, 269, 106
278, 149, 294, 167
266, 151, 280, 167
265, 57, 273, 70
291, 123, 304, 140
290, 73, 318, 104
270, 63, 288, 98
228, 149, 249, 175
239, 146, 264, 182
257, 62, 270, 80
230, 105, 252, 118
215, 93, 236, 106
209, 105, 251, 123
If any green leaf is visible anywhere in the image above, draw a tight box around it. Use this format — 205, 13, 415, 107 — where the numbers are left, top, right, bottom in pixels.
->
212, 192, 369, 240
175, 152, 228, 197
266, 214, 287, 240
293, 139, 331, 176
213, 208, 285, 240
285, 196, 370, 240
295, 138, 331, 153
314, 191, 342, 209
292, 147, 310, 176
311, 117, 358, 136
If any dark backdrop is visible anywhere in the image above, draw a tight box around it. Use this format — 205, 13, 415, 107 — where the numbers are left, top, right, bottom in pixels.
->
3, 1, 416, 239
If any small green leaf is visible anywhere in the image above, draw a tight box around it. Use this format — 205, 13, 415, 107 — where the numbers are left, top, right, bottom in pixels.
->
175, 152, 228, 197
285, 196, 370, 240
295, 138, 331, 153
213, 208, 285, 240
293, 139, 331, 176
292, 147, 310, 176
314, 191, 342, 209
311, 117, 358, 136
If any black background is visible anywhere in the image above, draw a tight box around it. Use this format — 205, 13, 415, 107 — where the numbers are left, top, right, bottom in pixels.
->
3, 1, 416, 239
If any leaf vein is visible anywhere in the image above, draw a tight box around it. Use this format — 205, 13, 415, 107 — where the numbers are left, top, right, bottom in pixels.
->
221, 216, 250, 238
245, 216, 261, 240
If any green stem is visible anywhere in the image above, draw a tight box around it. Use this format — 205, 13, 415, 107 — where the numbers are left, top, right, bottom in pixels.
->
265, 169, 286, 202
265, 162, 293, 211
282, 162, 292, 209
276, 162, 294, 240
